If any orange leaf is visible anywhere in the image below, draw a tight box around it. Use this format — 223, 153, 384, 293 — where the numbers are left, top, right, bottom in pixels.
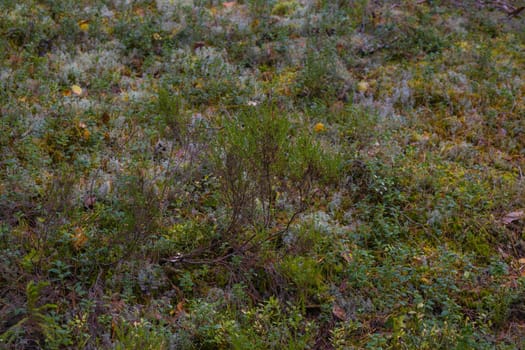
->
177, 301, 184, 313
72, 227, 88, 250
223, 1, 236, 8
82, 129, 91, 140
171, 301, 185, 316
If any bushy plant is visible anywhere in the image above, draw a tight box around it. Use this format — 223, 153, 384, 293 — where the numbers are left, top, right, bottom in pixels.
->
213, 103, 340, 233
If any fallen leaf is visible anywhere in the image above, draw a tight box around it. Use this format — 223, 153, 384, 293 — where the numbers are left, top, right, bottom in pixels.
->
82, 129, 90, 140
193, 41, 206, 51
501, 210, 524, 225
332, 304, 346, 321
518, 258, 525, 265
177, 301, 184, 312
357, 81, 369, 93
223, 1, 236, 8
72, 84, 83, 96
72, 227, 88, 250
78, 20, 89, 32
314, 122, 326, 132
171, 301, 185, 316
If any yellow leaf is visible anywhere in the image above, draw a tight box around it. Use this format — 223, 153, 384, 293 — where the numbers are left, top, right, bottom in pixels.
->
78, 20, 90, 32
357, 81, 369, 93
518, 258, 525, 265
458, 41, 470, 50
314, 122, 326, 133
71, 85, 83, 96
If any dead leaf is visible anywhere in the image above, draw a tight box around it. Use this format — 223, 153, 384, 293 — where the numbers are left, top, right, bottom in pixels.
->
101, 111, 110, 124
72, 227, 88, 250
171, 301, 185, 316
177, 301, 184, 313
332, 304, 346, 321
518, 258, 525, 265
223, 1, 236, 8
193, 41, 206, 51
501, 210, 525, 225
82, 128, 90, 140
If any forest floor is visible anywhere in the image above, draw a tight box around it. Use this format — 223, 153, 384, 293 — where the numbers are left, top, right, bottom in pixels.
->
1, 0, 525, 349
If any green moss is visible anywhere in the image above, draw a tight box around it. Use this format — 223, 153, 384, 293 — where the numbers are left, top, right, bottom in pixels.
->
271, 1, 297, 16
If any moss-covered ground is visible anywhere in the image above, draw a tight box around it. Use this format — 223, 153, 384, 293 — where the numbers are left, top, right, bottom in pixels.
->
1, 0, 525, 348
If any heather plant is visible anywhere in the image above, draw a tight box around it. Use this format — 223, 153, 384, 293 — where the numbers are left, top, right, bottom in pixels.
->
214, 103, 340, 234
295, 41, 345, 101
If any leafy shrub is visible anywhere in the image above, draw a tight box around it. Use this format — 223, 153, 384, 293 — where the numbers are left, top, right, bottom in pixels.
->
295, 42, 346, 100
213, 103, 340, 233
